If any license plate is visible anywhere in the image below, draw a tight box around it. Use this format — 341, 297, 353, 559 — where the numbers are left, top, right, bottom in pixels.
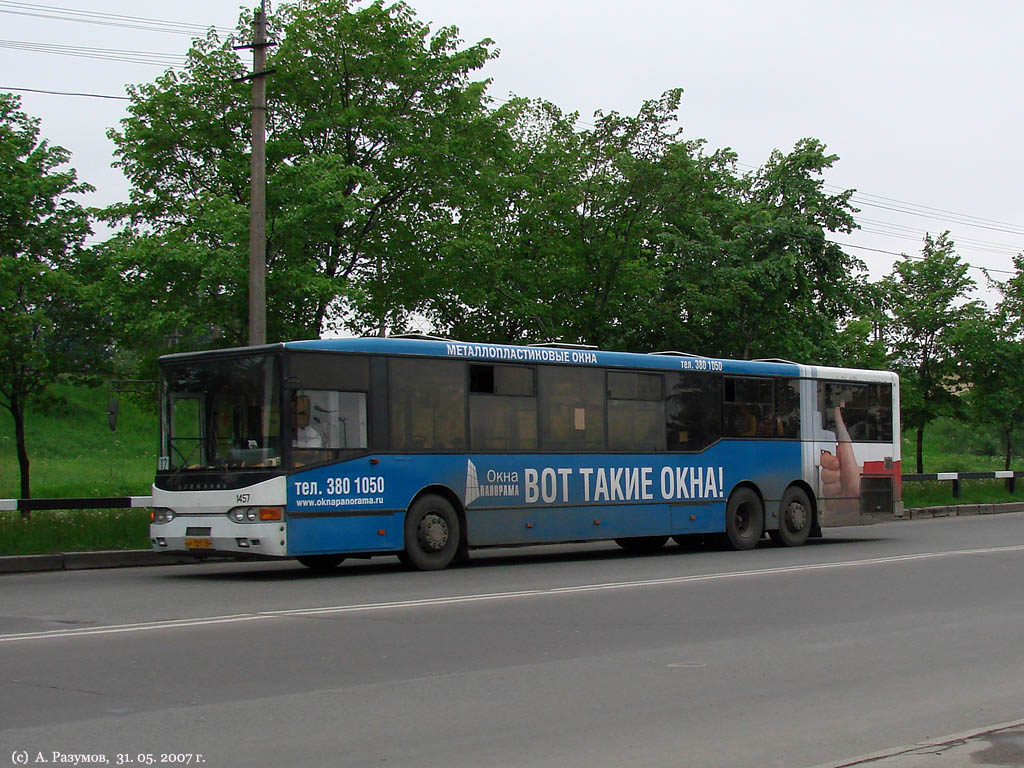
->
185, 537, 213, 550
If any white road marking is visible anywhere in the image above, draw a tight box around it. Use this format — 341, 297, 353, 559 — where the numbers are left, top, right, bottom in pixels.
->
3, 543, 1024, 644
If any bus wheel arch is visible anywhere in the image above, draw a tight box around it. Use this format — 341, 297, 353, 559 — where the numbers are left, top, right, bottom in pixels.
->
400, 486, 467, 570
769, 482, 815, 547
723, 483, 765, 550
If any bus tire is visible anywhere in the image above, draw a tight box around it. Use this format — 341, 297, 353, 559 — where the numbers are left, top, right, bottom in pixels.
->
769, 486, 813, 547
724, 487, 764, 551
614, 536, 669, 554
403, 494, 461, 571
296, 554, 346, 571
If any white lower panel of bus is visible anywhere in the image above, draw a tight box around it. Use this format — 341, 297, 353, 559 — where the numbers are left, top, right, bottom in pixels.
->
150, 476, 288, 557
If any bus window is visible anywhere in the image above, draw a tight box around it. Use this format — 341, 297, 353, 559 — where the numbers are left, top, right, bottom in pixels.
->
469, 364, 538, 451
819, 381, 893, 441
390, 358, 467, 451
775, 378, 801, 438
162, 354, 281, 470
608, 371, 665, 451
724, 377, 774, 437
539, 366, 604, 451
666, 372, 722, 451
169, 395, 203, 466
869, 383, 894, 441
288, 352, 369, 391
294, 391, 368, 449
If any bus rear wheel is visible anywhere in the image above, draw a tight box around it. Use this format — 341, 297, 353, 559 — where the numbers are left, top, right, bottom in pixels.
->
769, 487, 813, 547
724, 488, 764, 550
296, 554, 346, 572
402, 494, 461, 571
614, 536, 669, 554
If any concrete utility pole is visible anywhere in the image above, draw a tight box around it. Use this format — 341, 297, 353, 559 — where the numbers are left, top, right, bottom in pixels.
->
244, 1, 270, 346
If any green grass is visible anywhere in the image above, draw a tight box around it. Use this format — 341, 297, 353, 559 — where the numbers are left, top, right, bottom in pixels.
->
0, 509, 151, 555
0, 381, 155, 499
1, 386, 1022, 555
903, 479, 1022, 509
1, 382, 156, 554
900, 417, 1024, 507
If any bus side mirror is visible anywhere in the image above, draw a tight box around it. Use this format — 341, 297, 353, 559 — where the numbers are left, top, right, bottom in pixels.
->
107, 398, 119, 432
294, 395, 311, 428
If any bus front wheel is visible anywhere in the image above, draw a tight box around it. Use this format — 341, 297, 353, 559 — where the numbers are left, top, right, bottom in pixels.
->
724, 488, 764, 550
769, 487, 813, 547
402, 494, 461, 571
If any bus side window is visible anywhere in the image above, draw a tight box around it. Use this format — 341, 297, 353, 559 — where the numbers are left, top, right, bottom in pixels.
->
666, 372, 722, 451
723, 377, 774, 438
389, 358, 467, 451
607, 371, 665, 451
775, 378, 800, 438
294, 391, 367, 449
819, 381, 893, 442
539, 366, 604, 451
469, 364, 538, 451
869, 383, 894, 441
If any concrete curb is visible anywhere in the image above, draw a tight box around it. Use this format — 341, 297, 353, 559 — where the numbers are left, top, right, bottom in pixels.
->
0, 550, 211, 574
3, 502, 1024, 574
906, 501, 1024, 519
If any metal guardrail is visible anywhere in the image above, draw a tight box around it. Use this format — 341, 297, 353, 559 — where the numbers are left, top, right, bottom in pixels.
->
0, 496, 153, 521
901, 471, 1022, 498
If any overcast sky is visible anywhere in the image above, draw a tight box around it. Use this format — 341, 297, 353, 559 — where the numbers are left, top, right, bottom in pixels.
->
3, 0, 1022, 302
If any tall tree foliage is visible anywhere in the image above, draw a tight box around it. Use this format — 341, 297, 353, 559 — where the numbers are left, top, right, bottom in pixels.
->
0, 94, 98, 498
885, 232, 979, 472
956, 253, 1024, 469
655, 138, 862, 361
103, 0, 497, 357
434, 96, 865, 358
434, 91, 687, 347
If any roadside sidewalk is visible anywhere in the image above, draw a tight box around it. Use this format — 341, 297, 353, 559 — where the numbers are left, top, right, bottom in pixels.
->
812, 720, 1024, 767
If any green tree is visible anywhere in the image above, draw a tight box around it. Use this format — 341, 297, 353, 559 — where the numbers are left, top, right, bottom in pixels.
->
956, 253, 1024, 469
0, 94, 97, 499
102, 0, 498, 358
885, 232, 979, 473
633, 138, 863, 362
434, 89, 704, 349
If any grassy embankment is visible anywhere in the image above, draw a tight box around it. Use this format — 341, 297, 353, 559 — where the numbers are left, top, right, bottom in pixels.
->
0, 383, 155, 554
1, 383, 1022, 555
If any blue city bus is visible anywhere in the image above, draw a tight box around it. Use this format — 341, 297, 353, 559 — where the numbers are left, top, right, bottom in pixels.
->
149, 337, 902, 570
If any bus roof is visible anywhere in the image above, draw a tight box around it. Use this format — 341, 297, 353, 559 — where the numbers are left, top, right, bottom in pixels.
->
157, 337, 895, 381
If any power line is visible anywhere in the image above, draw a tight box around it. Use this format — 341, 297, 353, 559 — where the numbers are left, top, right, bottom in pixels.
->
0, 39, 186, 66
849, 198, 1024, 238
737, 158, 1024, 238
0, 1, 233, 36
828, 184, 1024, 233
830, 240, 1015, 276
0, 84, 128, 100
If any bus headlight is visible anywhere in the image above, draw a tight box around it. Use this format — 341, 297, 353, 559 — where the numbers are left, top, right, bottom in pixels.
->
228, 506, 283, 523
151, 508, 175, 524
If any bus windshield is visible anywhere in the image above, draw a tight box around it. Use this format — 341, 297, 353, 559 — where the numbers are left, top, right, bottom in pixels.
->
161, 354, 281, 470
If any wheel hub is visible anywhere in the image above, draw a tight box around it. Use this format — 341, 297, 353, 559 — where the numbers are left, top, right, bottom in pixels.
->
785, 502, 808, 533
418, 513, 449, 551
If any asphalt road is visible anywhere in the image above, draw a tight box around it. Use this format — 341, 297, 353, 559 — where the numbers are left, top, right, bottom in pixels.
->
2, 513, 1024, 768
